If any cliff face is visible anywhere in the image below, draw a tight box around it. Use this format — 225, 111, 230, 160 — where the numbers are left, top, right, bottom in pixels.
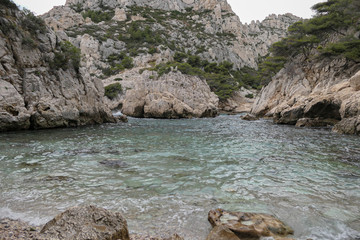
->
40, 0, 299, 117
0, 6, 115, 131
251, 0, 360, 135
251, 56, 360, 134
45, 0, 299, 69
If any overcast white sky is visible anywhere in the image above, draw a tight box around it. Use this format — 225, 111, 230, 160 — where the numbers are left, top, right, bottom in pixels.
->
13, 0, 322, 23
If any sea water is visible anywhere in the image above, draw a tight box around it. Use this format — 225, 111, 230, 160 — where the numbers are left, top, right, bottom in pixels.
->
0, 115, 359, 239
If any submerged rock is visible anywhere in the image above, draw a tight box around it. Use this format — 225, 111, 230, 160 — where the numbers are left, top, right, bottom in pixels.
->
100, 159, 129, 168
42, 175, 75, 182
40, 205, 130, 240
207, 209, 294, 239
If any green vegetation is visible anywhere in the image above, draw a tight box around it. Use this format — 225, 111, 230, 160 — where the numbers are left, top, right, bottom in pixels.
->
82, 10, 114, 23
149, 52, 261, 100
104, 83, 122, 99
102, 52, 134, 77
255, 0, 360, 86
50, 41, 81, 72
21, 9, 47, 36
21, 36, 37, 48
0, 0, 18, 9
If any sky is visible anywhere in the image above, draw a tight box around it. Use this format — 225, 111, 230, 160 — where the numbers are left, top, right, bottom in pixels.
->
12, 0, 323, 23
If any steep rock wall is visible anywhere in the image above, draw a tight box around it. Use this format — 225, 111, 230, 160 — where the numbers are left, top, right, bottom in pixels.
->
0, 7, 115, 131
251, 55, 360, 134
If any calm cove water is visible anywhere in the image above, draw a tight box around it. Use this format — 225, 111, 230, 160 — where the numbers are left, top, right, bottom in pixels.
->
0, 115, 360, 239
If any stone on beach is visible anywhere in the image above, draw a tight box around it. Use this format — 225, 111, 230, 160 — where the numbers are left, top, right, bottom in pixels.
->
207, 209, 294, 240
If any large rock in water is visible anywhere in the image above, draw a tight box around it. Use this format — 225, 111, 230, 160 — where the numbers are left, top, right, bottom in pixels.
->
40, 205, 130, 240
111, 69, 219, 118
207, 209, 294, 240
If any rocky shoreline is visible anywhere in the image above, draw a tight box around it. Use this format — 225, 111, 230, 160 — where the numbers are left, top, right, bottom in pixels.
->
0, 218, 183, 240
0, 205, 295, 240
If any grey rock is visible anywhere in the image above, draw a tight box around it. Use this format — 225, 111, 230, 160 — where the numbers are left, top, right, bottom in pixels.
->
40, 205, 130, 240
0, 8, 116, 131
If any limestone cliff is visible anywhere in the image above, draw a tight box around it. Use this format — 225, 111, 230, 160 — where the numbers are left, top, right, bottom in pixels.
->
0, 5, 116, 131
251, 56, 360, 131
251, 0, 360, 135
41, 0, 299, 117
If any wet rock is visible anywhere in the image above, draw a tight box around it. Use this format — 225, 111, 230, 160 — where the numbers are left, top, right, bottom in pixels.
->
100, 159, 129, 168
241, 113, 259, 121
332, 116, 360, 135
130, 233, 184, 240
42, 175, 75, 182
206, 225, 240, 240
295, 118, 339, 128
207, 209, 294, 239
274, 107, 304, 125
116, 114, 128, 123
40, 205, 130, 240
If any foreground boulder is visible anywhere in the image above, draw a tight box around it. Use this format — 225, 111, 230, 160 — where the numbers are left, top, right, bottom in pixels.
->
40, 205, 130, 240
207, 209, 294, 240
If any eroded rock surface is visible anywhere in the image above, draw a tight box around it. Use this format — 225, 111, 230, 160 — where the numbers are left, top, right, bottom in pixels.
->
251, 56, 360, 134
107, 69, 219, 118
0, 7, 116, 131
207, 209, 294, 240
40, 205, 130, 240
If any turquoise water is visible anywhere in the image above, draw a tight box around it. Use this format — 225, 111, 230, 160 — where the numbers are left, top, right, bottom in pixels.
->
0, 115, 359, 239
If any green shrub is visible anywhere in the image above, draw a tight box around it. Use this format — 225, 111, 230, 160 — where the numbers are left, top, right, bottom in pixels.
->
21, 36, 37, 48
0, 0, 18, 9
174, 52, 187, 62
105, 83, 122, 99
148, 47, 158, 54
82, 10, 114, 23
245, 93, 254, 99
122, 56, 134, 69
21, 9, 47, 35
50, 41, 81, 72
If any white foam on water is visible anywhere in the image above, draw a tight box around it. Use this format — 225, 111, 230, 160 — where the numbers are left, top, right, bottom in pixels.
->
0, 206, 49, 226
303, 223, 360, 240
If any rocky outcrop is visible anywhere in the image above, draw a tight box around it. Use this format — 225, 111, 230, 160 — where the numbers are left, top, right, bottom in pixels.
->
105, 68, 219, 118
0, 7, 116, 131
219, 87, 256, 113
207, 209, 294, 239
46, 1, 299, 69
251, 55, 360, 134
241, 113, 259, 121
40, 0, 299, 117
40, 205, 130, 240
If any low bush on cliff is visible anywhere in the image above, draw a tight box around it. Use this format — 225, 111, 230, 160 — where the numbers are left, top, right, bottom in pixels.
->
50, 41, 81, 72
150, 54, 260, 100
0, 0, 18, 9
82, 10, 114, 23
102, 53, 134, 76
105, 83, 122, 99
21, 9, 46, 35
257, 0, 360, 85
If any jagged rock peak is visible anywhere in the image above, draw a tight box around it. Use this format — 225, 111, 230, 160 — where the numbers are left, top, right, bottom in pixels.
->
65, 0, 233, 12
